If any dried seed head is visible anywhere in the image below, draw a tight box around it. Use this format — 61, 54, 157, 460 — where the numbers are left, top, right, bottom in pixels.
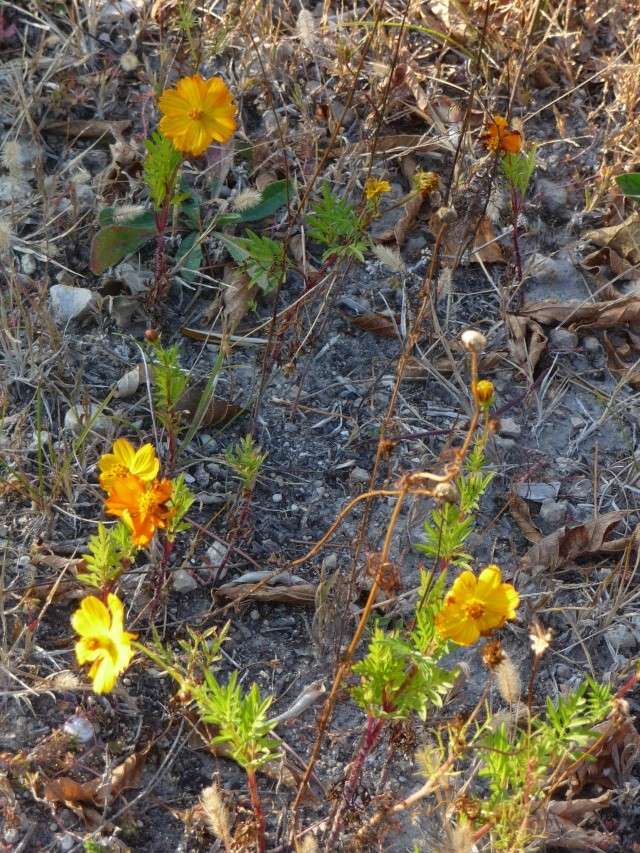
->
120, 51, 139, 72
433, 482, 458, 504
461, 329, 486, 353
231, 188, 262, 212
112, 204, 147, 224
296, 9, 317, 49
0, 218, 13, 253
2, 140, 23, 177
372, 243, 406, 274
412, 169, 439, 196
299, 835, 319, 853
494, 654, 521, 705
200, 784, 231, 844
474, 379, 495, 406
529, 620, 553, 657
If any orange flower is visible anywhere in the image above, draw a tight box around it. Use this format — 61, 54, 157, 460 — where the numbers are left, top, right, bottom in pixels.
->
159, 75, 236, 156
105, 475, 173, 546
480, 116, 522, 154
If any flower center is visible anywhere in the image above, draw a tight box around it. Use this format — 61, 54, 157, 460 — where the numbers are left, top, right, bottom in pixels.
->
138, 490, 155, 514
465, 601, 485, 620
188, 108, 204, 121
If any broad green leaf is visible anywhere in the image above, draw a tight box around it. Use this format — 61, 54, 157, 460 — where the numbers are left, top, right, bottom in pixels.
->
616, 173, 640, 199
90, 224, 156, 275
213, 232, 250, 263
175, 232, 203, 283
237, 179, 292, 222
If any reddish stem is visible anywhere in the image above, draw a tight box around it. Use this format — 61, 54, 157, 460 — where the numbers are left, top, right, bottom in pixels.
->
246, 769, 266, 853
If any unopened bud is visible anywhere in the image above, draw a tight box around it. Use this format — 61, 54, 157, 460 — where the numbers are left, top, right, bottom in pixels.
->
433, 482, 458, 504
144, 327, 159, 343
474, 379, 494, 406
461, 329, 486, 353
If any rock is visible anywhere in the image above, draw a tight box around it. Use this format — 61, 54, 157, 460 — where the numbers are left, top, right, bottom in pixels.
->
605, 622, 637, 653
50, 285, 99, 323
206, 540, 229, 569
349, 466, 370, 484
272, 493, 283, 503
63, 714, 95, 744
571, 478, 591, 500
549, 328, 578, 351
63, 404, 110, 435
539, 499, 569, 529
21, 253, 36, 275
498, 417, 521, 438
494, 436, 516, 452
172, 569, 198, 593
515, 482, 560, 502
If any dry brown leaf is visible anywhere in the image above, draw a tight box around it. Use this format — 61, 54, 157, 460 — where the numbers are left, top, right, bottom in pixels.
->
521, 511, 626, 573
222, 265, 256, 332
437, 214, 504, 266
44, 119, 130, 141
585, 213, 640, 265
603, 331, 640, 388
509, 493, 542, 543
506, 314, 548, 374
215, 582, 316, 604
519, 295, 640, 328
529, 792, 615, 851
176, 383, 242, 428
349, 313, 398, 338
43, 749, 146, 807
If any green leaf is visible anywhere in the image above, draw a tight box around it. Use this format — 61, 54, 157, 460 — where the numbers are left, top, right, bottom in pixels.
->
214, 232, 250, 263
501, 147, 536, 196
175, 232, 203, 283
90, 223, 156, 275
616, 173, 640, 199
237, 179, 292, 222
144, 132, 182, 210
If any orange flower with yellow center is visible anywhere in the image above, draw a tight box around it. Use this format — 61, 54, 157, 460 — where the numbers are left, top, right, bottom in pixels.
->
436, 565, 519, 646
72, 594, 136, 694
105, 474, 173, 546
98, 438, 160, 493
480, 116, 522, 154
158, 75, 236, 156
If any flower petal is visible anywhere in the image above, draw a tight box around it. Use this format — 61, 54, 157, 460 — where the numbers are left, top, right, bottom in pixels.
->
71, 596, 110, 638
130, 443, 159, 481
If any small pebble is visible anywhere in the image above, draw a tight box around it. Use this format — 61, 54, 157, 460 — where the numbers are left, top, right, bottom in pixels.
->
63, 714, 95, 744
498, 416, 521, 438
172, 569, 198, 593
539, 499, 569, 528
272, 493, 283, 503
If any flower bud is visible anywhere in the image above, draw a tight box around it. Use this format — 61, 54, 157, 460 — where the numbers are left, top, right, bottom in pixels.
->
144, 327, 159, 343
474, 379, 494, 407
433, 482, 458, 504
435, 204, 458, 224
461, 329, 486, 353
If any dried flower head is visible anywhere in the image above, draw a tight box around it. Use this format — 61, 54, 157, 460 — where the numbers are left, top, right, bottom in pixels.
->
436, 565, 519, 646
529, 620, 553, 657
364, 176, 391, 201
435, 205, 457, 225
231, 188, 262, 212
0, 218, 12, 253
412, 169, 439, 196
482, 638, 505, 670
159, 75, 236, 156
296, 8, 316, 49
494, 654, 521, 705
461, 329, 486, 353
200, 784, 231, 846
433, 482, 459, 504
480, 115, 522, 154
72, 594, 136, 693
474, 379, 495, 407
120, 51, 139, 72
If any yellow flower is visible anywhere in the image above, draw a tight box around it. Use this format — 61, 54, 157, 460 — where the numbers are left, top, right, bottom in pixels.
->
412, 170, 439, 195
105, 474, 173, 546
364, 177, 391, 201
158, 75, 236, 156
436, 565, 519, 646
480, 116, 522, 154
98, 438, 160, 493
474, 379, 495, 407
72, 594, 136, 694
